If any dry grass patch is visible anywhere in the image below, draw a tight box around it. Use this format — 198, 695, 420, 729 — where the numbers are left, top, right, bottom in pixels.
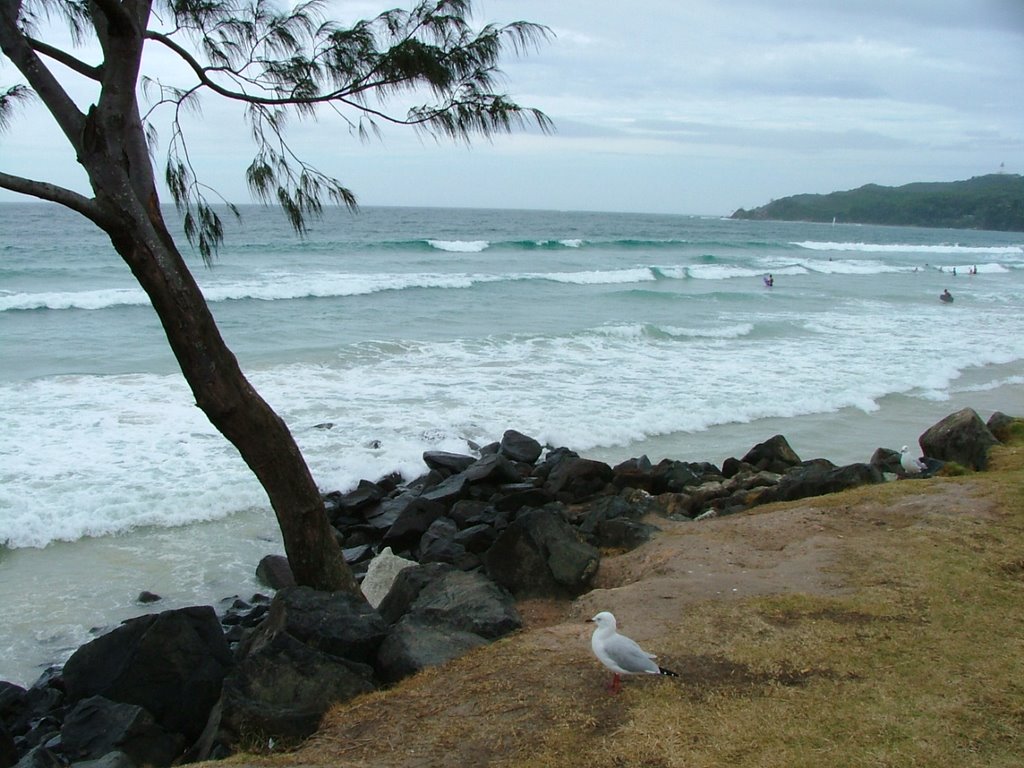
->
225, 439, 1024, 768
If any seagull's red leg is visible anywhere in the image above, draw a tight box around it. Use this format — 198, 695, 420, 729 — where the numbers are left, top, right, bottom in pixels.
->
611, 673, 621, 694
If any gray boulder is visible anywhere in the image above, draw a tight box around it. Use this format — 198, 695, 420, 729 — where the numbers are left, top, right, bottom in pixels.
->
741, 434, 802, 474
62, 606, 233, 744
483, 507, 600, 597
61, 697, 184, 767
376, 617, 489, 684
919, 408, 999, 471
499, 430, 543, 464
543, 457, 614, 502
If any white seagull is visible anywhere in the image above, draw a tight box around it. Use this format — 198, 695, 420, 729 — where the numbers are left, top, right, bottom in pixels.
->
900, 445, 927, 475
588, 611, 678, 693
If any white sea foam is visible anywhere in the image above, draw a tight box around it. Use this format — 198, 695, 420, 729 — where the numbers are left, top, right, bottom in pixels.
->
537, 268, 655, 285
426, 239, 490, 252
793, 241, 1024, 256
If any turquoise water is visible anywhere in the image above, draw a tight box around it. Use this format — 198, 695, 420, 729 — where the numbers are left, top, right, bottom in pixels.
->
1, 203, 1023, 684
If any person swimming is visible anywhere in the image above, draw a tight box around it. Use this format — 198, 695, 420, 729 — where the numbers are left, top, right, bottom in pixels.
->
763, 274, 774, 287
940, 289, 953, 303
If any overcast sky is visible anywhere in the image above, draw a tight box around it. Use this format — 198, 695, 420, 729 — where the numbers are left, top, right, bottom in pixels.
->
2, 0, 1023, 215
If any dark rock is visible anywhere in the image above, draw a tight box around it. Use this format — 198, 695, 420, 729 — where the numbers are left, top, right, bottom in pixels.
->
11, 745, 64, 768
135, 592, 160, 605
0, 682, 27, 724
418, 518, 473, 567
492, 484, 553, 512
741, 434, 802, 474
382, 497, 447, 549
462, 454, 522, 485
650, 459, 712, 493
376, 617, 489, 684
62, 606, 233, 744
341, 544, 375, 564
259, 587, 386, 665
756, 462, 882, 505
453, 523, 498, 554
499, 430, 543, 464
448, 500, 493, 529
324, 481, 386, 521
418, 473, 468, 506
870, 447, 902, 474
543, 457, 614, 502
919, 408, 999, 471
422, 451, 477, 474
0, 724, 16, 768
986, 411, 1019, 442
576, 494, 647, 538
377, 564, 520, 639
255, 555, 295, 590
15, 717, 60, 755
611, 455, 658, 492
484, 508, 599, 597
594, 518, 661, 549
217, 630, 375, 746
61, 696, 184, 767
721, 457, 755, 479
68, 751, 136, 768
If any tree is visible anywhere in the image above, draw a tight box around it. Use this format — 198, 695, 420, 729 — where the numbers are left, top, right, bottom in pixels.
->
0, 0, 551, 591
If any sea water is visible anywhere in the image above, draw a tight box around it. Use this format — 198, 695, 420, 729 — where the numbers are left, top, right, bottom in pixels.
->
2, 203, 1022, 685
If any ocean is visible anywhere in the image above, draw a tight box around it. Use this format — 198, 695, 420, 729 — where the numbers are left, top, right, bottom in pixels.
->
2, 203, 1023, 686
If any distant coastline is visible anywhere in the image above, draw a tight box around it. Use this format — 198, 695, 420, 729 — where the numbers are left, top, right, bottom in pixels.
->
731, 174, 1024, 232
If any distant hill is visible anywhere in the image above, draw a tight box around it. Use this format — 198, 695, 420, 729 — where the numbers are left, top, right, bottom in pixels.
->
731, 174, 1024, 231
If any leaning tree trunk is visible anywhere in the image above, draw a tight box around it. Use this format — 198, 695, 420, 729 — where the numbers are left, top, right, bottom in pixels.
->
102, 198, 358, 594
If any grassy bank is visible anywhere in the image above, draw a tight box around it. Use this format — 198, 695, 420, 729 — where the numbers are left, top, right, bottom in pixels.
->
234, 436, 1024, 767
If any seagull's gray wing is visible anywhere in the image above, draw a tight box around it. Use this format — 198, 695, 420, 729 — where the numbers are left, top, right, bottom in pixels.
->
603, 633, 660, 675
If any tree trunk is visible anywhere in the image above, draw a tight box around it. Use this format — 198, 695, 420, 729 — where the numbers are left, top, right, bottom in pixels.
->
104, 201, 358, 594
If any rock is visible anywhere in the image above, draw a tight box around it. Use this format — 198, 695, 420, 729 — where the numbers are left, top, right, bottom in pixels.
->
461, 454, 522, 485
135, 592, 160, 605
1, 723, 16, 768
61, 696, 184, 767
741, 434, 802, 473
594, 518, 661, 550
382, 497, 447, 550
422, 451, 477, 475
217, 630, 376, 746
919, 408, 999, 471
418, 518, 476, 568
453, 523, 498, 554
756, 462, 881, 505
12, 745, 63, 768
543, 457, 614, 502
377, 564, 521, 639
68, 751, 136, 768
986, 411, 1019, 443
376, 617, 489, 684
324, 481, 386, 524
258, 587, 387, 665
62, 606, 233, 744
483, 507, 599, 597
498, 430, 543, 464
418, 473, 469, 506
255, 555, 295, 590
360, 547, 417, 608
869, 447, 902, 475
492, 483, 553, 512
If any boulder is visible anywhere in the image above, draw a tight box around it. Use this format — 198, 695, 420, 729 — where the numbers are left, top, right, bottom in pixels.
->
255, 555, 295, 590
919, 408, 999, 471
756, 462, 881, 505
62, 606, 233, 744
67, 751, 136, 768
258, 587, 386, 665
381, 497, 447, 550
216, 630, 375, 746
461, 454, 522, 485
1, 723, 16, 768
12, 745, 63, 768
594, 518, 661, 550
377, 565, 521, 640
422, 451, 477, 475
741, 434, 802, 473
360, 547, 417, 608
376, 617, 489, 684
61, 696, 184, 767
543, 457, 614, 502
498, 430, 543, 464
986, 411, 1019, 443
483, 508, 599, 597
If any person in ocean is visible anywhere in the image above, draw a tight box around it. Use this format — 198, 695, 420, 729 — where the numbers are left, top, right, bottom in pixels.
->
940, 288, 953, 303
763, 274, 774, 287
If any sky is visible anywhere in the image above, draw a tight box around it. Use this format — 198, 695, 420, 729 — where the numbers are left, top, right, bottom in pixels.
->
2, 0, 1023, 215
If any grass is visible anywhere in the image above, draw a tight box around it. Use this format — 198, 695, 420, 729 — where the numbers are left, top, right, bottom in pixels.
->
224, 435, 1024, 768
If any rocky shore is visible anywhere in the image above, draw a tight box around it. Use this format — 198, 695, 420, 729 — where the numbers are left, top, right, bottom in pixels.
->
1, 407, 1017, 768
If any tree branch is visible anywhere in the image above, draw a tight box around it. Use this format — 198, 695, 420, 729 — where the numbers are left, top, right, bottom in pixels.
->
0, 170, 106, 223
28, 35, 102, 80
0, 0, 86, 147
88, 0, 134, 34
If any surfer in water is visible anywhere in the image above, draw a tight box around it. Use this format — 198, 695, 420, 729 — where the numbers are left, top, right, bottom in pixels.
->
940, 288, 953, 303
763, 274, 774, 288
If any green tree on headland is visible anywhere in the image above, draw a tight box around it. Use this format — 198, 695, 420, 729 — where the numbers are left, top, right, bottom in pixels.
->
0, 0, 551, 592
732, 174, 1024, 231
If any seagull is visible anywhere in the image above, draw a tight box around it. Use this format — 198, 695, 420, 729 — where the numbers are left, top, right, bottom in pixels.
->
900, 445, 927, 475
588, 611, 678, 694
